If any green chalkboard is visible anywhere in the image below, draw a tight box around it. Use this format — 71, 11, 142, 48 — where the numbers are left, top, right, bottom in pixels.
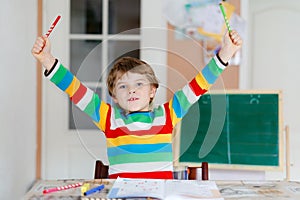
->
176, 90, 283, 170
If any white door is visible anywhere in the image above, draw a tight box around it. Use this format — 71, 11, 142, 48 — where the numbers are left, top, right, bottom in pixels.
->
245, 0, 300, 180
42, 0, 167, 179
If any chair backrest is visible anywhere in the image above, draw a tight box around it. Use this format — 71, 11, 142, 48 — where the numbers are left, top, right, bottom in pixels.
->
94, 160, 109, 179
187, 162, 209, 180
94, 160, 208, 180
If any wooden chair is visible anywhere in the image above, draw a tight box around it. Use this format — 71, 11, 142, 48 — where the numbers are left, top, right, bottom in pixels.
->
94, 160, 109, 179
94, 160, 209, 180
187, 162, 209, 180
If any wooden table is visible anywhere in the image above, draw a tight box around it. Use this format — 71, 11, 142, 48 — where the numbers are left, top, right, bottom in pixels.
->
24, 179, 300, 199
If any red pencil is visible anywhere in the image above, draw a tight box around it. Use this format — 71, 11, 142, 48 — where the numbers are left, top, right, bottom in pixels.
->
43, 182, 82, 194
45, 15, 61, 37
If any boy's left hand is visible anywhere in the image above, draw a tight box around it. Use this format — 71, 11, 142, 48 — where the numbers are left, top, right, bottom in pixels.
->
218, 30, 243, 64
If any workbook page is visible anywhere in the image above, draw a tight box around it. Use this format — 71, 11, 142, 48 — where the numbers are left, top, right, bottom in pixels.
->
164, 180, 224, 200
107, 177, 165, 199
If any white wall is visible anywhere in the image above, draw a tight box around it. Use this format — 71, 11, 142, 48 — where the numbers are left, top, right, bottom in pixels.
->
0, 0, 37, 199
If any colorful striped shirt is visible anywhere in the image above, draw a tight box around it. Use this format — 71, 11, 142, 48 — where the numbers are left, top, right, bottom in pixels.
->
45, 55, 226, 179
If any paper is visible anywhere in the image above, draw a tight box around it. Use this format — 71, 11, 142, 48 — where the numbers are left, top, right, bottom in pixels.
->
162, 0, 188, 28
107, 177, 224, 200
109, 178, 164, 199
196, 2, 235, 42
162, 0, 245, 42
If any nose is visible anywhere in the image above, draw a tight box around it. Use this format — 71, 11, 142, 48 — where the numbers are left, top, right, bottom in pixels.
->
128, 86, 136, 94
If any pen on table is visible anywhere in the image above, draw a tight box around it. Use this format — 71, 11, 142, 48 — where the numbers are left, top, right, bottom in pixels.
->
43, 182, 83, 194
219, 3, 231, 33
83, 184, 105, 196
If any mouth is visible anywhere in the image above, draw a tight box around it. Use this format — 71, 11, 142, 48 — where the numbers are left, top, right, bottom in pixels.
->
128, 97, 139, 102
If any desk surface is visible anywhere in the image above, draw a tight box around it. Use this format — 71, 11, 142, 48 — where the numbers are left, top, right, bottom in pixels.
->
24, 179, 300, 200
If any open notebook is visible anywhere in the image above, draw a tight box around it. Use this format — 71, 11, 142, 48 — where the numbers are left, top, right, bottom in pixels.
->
108, 177, 224, 200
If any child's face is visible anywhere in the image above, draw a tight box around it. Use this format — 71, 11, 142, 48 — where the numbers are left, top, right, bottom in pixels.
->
112, 71, 157, 113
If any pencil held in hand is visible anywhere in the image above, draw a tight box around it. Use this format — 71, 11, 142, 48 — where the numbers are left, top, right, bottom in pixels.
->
219, 3, 231, 33
45, 15, 61, 37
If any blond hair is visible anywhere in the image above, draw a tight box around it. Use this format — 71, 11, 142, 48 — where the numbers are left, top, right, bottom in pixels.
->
107, 57, 159, 100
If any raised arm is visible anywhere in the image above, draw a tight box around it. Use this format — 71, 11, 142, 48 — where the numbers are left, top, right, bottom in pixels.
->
168, 30, 243, 127
31, 36, 110, 132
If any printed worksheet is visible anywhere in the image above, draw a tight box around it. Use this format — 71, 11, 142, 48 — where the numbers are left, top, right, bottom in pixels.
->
108, 177, 224, 199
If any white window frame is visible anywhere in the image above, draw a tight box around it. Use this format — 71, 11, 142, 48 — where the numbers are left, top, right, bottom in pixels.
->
68, 0, 168, 129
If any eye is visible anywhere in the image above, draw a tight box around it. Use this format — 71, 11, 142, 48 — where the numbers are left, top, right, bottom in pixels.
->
136, 82, 143, 87
118, 84, 126, 89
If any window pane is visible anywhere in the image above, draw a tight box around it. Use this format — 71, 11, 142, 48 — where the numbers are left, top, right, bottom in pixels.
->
70, 40, 103, 82
71, 0, 103, 34
69, 87, 102, 129
108, 40, 140, 67
69, 0, 141, 130
108, 0, 140, 34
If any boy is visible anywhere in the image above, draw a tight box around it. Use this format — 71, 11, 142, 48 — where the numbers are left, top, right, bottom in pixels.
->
32, 30, 242, 179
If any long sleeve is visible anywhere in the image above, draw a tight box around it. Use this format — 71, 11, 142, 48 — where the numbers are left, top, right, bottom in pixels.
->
168, 55, 227, 126
44, 61, 110, 132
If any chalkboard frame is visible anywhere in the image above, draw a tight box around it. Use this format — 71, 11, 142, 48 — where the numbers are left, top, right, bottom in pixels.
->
173, 90, 284, 171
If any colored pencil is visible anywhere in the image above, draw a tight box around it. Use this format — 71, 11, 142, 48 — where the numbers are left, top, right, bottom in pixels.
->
43, 182, 82, 194
45, 15, 61, 37
219, 3, 231, 32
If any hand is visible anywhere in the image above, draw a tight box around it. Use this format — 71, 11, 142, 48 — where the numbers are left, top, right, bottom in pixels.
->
31, 36, 56, 70
218, 30, 243, 64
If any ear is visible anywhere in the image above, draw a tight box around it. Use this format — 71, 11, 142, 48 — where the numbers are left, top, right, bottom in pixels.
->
150, 86, 157, 98
112, 95, 118, 104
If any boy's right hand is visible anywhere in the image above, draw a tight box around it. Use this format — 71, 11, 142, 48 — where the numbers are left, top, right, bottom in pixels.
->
31, 36, 56, 71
